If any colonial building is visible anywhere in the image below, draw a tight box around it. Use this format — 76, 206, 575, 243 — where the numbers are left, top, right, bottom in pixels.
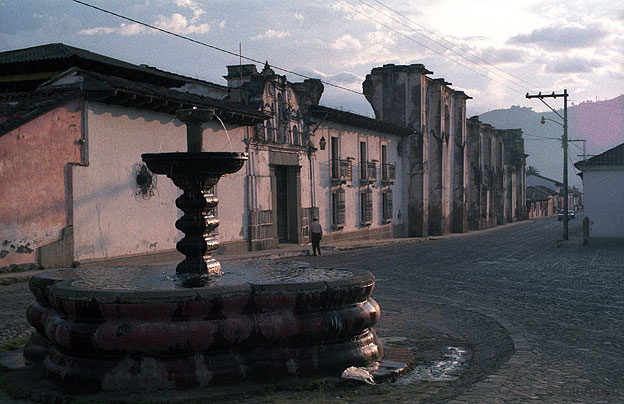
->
1, 44, 527, 270
575, 143, 624, 237
0, 63, 265, 269
222, 62, 411, 250
467, 118, 527, 229
362, 64, 526, 236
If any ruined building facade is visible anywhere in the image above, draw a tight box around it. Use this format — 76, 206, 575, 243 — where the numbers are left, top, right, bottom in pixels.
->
363, 64, 527, 237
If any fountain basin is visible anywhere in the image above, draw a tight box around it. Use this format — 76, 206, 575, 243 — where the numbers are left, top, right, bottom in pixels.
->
24, 264, 383, 391
141, 152, 248, 178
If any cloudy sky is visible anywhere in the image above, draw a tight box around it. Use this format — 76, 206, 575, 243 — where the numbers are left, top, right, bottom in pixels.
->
1, 0, 623, 117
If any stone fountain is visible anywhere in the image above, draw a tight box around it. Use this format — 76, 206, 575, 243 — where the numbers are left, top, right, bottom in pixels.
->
23, 108, 383, 392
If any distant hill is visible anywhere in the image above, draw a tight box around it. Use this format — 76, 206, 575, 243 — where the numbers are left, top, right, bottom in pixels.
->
478, 95, 624, 188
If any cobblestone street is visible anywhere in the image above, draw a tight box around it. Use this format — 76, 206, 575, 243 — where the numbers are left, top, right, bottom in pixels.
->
2, 214, 623, 403
298, 214, 624, 403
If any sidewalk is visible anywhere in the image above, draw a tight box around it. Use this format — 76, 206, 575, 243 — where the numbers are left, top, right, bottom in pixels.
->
0, 219, 533, 284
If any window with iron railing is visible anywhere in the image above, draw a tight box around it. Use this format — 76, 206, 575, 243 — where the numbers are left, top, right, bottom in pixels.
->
367, 162, 377, 180
331, 159, 352, 183
332, 187, 345, 228
360, 161, 377, 184
381, 163, 396, 183
382, 188, 393, 222
360, 188, 373, 225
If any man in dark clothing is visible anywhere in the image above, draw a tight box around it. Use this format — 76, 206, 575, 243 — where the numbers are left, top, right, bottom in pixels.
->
310, 217, 322, 256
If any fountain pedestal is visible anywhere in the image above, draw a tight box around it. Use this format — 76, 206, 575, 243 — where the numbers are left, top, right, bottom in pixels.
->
141, 151, 247, 281
23, 108, 383, 392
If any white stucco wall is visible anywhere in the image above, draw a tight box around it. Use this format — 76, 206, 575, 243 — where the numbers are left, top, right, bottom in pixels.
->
582, 167, 624, 237
72, 102, 249, 262
315, 123, 405, 235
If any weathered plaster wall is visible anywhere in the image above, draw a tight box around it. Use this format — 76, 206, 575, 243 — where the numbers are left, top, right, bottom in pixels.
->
452, 96, 468, 233
466, 120, 482, 230
0, 100, 82, 268
363, 64, 430, 237
72, 102, 248, 263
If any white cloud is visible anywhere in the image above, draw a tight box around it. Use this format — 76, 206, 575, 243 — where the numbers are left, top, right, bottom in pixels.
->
78, 27, 116, 36
508, 23, 608, 51
330, 34, 362, 50
553, 75, 591, 91
252, 30, 290, 40
175, 0, 204, 21
154, 13, 210, 34
78, 23, 146, 36
119, 23, 146, 36
544, 57, 601, 73
77, 0, 210, 37
366, 30, 396, 47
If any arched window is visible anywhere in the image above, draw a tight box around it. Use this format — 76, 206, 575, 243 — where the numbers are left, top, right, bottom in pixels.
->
266, 120, 274, 142
277, 93, 285, 122
292, 125, 299, 145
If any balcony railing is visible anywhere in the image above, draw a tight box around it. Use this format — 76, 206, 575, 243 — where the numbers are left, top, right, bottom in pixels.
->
360, 161, 377, 184
331, 159, 352, 183
381, 163, 396, 183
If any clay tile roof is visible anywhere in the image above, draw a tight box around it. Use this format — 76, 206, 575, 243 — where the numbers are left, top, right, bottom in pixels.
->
310, 105, 414, 136
0, 69, 268, 136
575, 142, 624, 169
526, 185, 557, 201
0, 43, 227, 90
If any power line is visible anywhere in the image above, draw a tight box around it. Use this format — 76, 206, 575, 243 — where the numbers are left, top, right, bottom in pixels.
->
335, 0, 525, 94
523, 133, 563, 141
356, 0, 539, 92
69, 0, 362, 95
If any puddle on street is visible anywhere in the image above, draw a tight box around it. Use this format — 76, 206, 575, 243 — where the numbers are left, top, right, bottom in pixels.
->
393, 346, 467, 384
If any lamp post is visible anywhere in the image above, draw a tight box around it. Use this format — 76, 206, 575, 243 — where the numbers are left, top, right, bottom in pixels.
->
527, 90, 569, 240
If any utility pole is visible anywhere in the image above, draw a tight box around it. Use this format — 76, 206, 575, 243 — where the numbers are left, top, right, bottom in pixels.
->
526, 90, 569, 240
570, 139, 590, 161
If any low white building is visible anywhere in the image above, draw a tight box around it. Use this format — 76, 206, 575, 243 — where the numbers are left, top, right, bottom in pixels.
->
575, 143, 624, 237
0, 44, 410, 269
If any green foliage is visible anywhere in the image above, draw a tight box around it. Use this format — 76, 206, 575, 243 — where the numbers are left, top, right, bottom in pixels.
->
0, 336, 28, 353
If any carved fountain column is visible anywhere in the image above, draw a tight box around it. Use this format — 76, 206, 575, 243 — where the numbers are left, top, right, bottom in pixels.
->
142, 108, 247, 281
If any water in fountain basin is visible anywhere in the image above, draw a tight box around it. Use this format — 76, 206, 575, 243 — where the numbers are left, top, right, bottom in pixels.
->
56, 261, 354, 291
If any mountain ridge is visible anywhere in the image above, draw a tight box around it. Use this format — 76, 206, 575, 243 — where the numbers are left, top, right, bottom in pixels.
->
478, 95, 624, 186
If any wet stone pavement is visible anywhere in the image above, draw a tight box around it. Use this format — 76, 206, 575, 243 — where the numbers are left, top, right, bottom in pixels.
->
2, 213, 624, 403
295, 214, 624, 403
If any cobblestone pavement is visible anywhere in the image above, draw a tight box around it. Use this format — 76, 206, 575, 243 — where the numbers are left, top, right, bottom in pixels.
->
294, 214, 624, 403
2, 214, 623, 403
0, 281, 34, 347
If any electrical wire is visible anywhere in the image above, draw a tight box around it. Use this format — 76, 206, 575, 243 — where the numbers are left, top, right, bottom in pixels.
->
334, 0, 525, 94
523, 133, 562, 141
70, 0, 361, 94
355, 0, 538, 92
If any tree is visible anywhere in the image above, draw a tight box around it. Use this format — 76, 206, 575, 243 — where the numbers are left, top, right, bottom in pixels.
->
526, 166, 540, 176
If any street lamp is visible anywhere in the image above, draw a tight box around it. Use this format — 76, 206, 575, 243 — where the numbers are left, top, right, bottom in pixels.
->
527, 90, 569, 240
540, 116, 562, 126
319, 136, 327, 150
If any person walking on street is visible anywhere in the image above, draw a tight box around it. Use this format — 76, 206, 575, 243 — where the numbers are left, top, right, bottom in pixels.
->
310, 218, 322, 256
